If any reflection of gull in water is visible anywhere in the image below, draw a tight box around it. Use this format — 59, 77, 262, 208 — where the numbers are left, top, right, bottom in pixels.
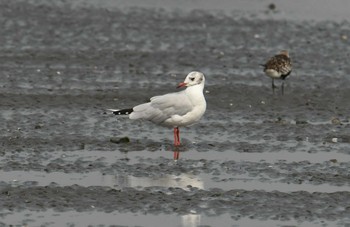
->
113, 173, 204, 190
102, 173, 204, 227
114, 173, 203, 227
182, 214, 201, 227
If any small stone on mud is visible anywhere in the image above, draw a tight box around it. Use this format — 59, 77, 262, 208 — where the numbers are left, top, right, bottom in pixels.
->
295, 136, 303, 141
268, 3, 276, 10
331, 117, 341, 125
110, 137, 130, 144
329, 159, 338, 163
331, 138, 339, 143
34, 123, 44, 129
296, 120, 308, 125
275, 117, 287, 124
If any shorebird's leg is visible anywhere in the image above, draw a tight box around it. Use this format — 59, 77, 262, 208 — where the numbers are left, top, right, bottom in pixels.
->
272, 79, 276, 94
281, 81, 285, 96
173, 127, 181, 146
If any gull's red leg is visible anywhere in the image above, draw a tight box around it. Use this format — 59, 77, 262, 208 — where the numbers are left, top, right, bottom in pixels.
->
176, 127, 180, 145
173, 127, 181, 146
173, 127, 180, 160
173, 127, 177, 146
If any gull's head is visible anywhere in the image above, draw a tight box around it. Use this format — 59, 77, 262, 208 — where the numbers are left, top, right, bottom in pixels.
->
177, 71, 205, 88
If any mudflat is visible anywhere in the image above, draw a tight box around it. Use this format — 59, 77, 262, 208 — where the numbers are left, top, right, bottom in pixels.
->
1, 0, 350, 226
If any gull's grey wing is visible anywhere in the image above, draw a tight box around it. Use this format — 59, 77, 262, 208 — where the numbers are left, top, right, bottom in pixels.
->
129, 91, 193, 124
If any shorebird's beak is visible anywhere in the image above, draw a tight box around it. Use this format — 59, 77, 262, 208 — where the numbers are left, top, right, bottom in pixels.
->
177, 82, 187, 89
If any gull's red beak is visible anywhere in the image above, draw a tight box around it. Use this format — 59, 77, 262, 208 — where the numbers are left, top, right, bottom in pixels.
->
177, 82, 187, 89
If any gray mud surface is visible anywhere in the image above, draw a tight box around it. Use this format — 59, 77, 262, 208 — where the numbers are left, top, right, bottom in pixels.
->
1, 0, 350, 226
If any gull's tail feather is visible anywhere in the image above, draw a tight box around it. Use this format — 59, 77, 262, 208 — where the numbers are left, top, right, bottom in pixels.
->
107, 108, 133, 115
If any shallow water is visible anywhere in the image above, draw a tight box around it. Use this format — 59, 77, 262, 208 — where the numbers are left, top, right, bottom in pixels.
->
2, 169, 350, 193
4, 210, 342, 227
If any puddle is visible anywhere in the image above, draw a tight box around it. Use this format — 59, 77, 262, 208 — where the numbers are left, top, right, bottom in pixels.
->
0, 209, 344, 227
2, 170, 350, 193
0, 171, 204, 191
1, 148, 350, 175
15, 149, 350, 164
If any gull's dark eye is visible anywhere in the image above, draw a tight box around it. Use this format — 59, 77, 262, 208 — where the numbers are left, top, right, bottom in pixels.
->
190, 77, 195, 81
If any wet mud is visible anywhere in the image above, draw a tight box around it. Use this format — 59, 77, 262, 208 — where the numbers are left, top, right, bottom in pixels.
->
1, 0, 350, 226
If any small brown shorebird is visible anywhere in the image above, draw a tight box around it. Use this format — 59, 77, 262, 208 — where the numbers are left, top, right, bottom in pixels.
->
261, 50, 292, 95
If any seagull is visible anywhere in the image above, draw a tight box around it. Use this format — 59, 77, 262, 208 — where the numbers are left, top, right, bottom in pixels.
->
261, 50, 292, 95
108, 71, 207, 150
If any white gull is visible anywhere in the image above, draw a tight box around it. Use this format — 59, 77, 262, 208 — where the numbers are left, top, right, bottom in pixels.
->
108, 71, 207, 147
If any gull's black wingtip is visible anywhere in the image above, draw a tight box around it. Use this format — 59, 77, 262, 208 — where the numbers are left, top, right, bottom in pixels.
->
108, 108, 133, 115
